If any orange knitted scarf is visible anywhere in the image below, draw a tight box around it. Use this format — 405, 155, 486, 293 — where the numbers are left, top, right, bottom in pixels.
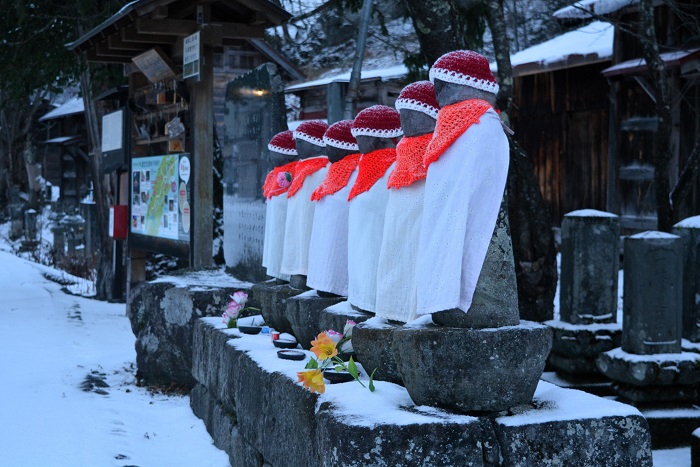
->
347, 148, 397, 201
423, 99, 493, 168
387, 133, 432, 189
310, 153, 361, 201
287, 157, 329, 198
263, 161, 297, 199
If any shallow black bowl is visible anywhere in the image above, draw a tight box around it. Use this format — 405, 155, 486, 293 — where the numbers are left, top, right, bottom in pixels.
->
238, 325, 262, 335
323, 369, 358, 384
277, 350, 306, 361
273, 339, 298, 349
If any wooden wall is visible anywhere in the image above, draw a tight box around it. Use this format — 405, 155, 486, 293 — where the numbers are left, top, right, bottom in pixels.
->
511, 62, 611, 224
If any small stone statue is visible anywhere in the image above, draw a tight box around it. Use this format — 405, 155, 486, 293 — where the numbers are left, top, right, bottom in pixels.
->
347, 105, 402, 313
415, 50, 519, 327
280, 120, 330, 289
375, 81, 439, 323
262, 130, 299, 281
306, 120, 362, 297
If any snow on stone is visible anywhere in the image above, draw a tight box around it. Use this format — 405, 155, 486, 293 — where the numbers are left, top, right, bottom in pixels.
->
286, 64, 409, 92
553, 0, 638, 20
545, 319, 621, 332
324, 300, 368, 318
38, 97, 84, 121
296, 288, 320, 299
565, 208, 618, 218
604, 347, 700, 364
493, 21, 613, 74
360, 316, 397, 330
151, 267, 253, 289
675, 215, 700, 228
629, 231, 680, 240
499, 381, 640, 426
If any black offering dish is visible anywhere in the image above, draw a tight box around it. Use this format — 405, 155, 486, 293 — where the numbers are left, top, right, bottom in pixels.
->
323, 369, 358, 384
238, 325, 262, 335
273, 339, 298, 349
277, 350, 306, 361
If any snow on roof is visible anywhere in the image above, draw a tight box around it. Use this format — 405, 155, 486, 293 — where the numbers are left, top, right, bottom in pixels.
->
286, 64, 409, 92
493, 21, 613, 76
602, 48, 700, 77
38, 97, 84, 121
45, 136, 80, 144
553, 0, 638, 20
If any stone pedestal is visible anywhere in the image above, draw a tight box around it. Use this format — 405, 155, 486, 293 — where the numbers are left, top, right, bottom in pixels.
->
598, 231, 693, 403
392, 321, 552, 413
546, 320, 621, 375
673, 216, 700, 342
352, 318, 403, 384
251, 280, 302, 335
316, 300, 372, 335
285, 290, 344, 349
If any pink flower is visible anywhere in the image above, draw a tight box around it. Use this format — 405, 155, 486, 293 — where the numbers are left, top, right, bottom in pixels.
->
343, 320, 356, 338
231, 291, 248, 306
277, 171, 292, 188
226, 300, 242, 319
326, 329, 343, 343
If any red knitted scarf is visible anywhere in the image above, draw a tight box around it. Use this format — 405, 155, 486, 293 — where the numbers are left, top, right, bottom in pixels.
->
387, 133, 432, 189
423, 99, 493, 168
287, 157, 329, 198
310, 153, 361, 201
262, 161, 297, 199
347, 148, 397, 201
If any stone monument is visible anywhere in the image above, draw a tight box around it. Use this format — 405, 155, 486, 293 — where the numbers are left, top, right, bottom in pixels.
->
392, 50, 551, 413
673, 216, 700, 343
547, 209, 622, 377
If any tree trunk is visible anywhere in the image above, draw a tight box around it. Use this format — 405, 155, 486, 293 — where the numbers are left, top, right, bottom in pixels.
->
640, 0, 673, 232
403, 0, 469, 64
80, 65, 114, 300
343, 0, 374, 120
486, 0, 557, 322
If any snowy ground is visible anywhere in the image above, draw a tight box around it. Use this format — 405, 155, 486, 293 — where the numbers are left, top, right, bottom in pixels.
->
0, 244, 228, 466
0, 224, 691, 466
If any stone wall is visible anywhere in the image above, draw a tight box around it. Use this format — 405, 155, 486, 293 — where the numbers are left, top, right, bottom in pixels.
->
192, 318, 653, 466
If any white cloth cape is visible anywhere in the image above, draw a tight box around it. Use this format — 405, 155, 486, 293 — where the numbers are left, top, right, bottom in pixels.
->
279, 157, 329, 276
375, 179, 425, 322
346, 161, 395, 312
262, 194, 290, 281
415, 109, 509, 315
306, 167, 359, 296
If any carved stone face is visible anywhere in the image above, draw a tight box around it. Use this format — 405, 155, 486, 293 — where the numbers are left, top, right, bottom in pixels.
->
433, 79, 497, 108
326, 146, 356, 163
270, 149, 298, 165
295, 139, 326, 159
399, 109, 437, 137
356, 135, 397, 155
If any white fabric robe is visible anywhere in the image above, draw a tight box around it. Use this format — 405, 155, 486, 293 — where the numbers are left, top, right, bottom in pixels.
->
375, 179, 425, 322
306, 167, 359, 296
279, 157, 329, 276
346, 162, 396, 312
262, 194, 290, 281
415, 109, 509, 315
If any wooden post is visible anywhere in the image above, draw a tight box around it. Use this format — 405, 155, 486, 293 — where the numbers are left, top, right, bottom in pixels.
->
189, 40, 214, 268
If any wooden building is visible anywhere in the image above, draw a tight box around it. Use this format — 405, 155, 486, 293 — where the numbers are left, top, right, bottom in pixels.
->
555, 0, 700, 229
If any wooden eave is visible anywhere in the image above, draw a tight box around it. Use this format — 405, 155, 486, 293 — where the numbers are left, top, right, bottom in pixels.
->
602, 48, 700, 78
67, 0, 291, 64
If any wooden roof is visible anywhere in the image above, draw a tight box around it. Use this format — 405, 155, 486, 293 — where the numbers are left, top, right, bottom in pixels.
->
68, 0, 291, 64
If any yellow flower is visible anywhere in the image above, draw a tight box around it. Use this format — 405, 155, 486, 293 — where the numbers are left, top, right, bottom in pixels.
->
310, 332, 338, 361
297, 369, 325, 394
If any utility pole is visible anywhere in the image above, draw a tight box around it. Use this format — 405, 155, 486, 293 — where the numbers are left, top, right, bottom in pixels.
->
343, 0, 374, 120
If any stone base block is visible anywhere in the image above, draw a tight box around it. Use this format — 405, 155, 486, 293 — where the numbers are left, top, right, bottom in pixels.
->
392, 321, 553, 413
693, 427, 700, 466
546, 319, 621, 358
252, 281, 303, 335
352, 318, 403, 384
192, 318, 653, 466
540, 371, 614, 398
597, 348, 700, 387
286, 290, 345, 349
126, 269, 253, 387
641, 406, 700, 449
548, 352, 601, 375
613, 383, 700, 403
317, 300, 372, 336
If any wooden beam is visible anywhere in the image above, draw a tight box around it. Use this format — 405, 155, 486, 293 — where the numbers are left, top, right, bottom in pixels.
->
151, 6, 169, 19
86, 49, 132, 64
108, 34, 151, 52
95, 42, 140, 59
137, 18, 196, 36
219, 22, 265, 39
121, 27, 178, 45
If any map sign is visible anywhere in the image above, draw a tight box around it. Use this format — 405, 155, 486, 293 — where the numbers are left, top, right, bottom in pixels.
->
131, 153, 191, 242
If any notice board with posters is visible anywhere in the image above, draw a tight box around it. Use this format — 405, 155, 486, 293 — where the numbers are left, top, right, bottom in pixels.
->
130, 153, 191, 257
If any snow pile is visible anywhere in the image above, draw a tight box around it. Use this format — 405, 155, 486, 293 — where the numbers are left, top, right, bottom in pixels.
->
553, 0, 638, 20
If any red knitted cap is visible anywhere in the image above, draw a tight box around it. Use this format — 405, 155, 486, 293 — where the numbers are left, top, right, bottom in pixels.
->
429, 50, 499, 94
351, 105, 403, 139
268, 130, 297, 155
293, 120, 329, 147
323, 120, 359, 151
395, 81, 440, 119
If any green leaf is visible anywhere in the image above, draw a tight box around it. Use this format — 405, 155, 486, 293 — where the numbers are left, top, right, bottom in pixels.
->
334, 365, 344, 372
369, 368, 377, 392
347, 356, 359, 379
305, 358, 318, 369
